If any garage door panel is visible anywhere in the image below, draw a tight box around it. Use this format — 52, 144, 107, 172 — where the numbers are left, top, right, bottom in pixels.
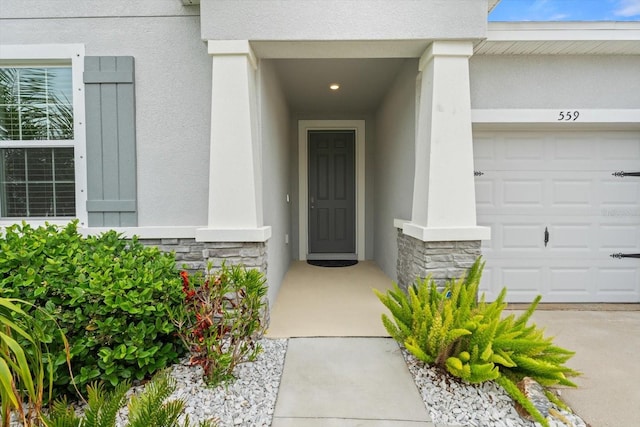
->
553, 138, 594, 160
549, 267, 592, 294
474, 136, 496, 160
600, 137, 640, 162
479, 266, 493, 295
598, 223, 639, 250
505, 137, 545, 160
502, 224, 544, 249
502, 268, 543, 290
503, 180, 544, 207
475, 180, 495, 208
601, 180, 640, 206
549, 224, 591, 250
477, 262, 542, 303
552, 180, 593, 206
474, 131, 640, 303
597, 267, 639, 296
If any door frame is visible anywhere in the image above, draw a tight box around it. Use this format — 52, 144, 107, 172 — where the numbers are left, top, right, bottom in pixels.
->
298, 120, 365, 260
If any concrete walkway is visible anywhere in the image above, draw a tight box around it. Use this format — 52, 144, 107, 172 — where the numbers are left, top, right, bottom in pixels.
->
271, 338, 436, 427
517, 309, 640, 427
267, 262, 640, 426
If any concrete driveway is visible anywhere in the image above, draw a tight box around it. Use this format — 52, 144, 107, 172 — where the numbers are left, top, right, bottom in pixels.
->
506, 308, 640, 427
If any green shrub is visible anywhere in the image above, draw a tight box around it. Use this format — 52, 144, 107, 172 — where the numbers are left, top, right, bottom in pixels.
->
171, 263, 268, 385
0, 221, 185, 397
375, 258, 579, 427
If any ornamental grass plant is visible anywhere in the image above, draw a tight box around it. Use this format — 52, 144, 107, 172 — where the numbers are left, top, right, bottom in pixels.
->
1, 297, 72, 427
375, 258, 579, 427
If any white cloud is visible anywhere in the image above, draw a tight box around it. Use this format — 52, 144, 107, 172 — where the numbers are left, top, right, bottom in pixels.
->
614, 0, 640, 17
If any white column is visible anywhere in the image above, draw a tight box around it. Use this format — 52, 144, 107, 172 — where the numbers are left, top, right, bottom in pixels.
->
403, 41, 490, 242
196, 40, 271, 242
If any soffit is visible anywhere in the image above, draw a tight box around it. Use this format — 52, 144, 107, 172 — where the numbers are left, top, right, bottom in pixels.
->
476, 22, 640, 55
271, 58, 407, 114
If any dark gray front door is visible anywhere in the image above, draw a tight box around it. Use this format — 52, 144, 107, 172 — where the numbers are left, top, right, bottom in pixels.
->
308, 130, 356, 256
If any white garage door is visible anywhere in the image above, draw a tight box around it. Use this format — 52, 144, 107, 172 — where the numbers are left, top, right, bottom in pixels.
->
474, 131, 640, 303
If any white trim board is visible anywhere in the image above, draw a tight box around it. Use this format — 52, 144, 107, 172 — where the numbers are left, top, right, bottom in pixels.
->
472, 109, 640, 125
298, 120, 366, 261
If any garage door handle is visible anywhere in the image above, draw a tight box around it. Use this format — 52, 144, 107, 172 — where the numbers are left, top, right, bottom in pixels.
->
544, 227, 549, 247
610, 253, 640, 259
612, 171, 640, 177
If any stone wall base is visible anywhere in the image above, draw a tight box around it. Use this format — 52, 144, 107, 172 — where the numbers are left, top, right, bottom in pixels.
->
397, 229, 481, 292
139, 238, 270, 327
139, 238, 268, 275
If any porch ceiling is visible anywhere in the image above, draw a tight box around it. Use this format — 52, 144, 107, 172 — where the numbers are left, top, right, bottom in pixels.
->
272, 58, 407, 114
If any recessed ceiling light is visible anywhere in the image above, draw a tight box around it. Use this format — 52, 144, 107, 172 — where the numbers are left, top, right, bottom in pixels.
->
329, 83, 340, 91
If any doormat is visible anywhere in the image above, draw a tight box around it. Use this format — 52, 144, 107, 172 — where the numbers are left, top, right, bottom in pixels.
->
307, 260, 358, 268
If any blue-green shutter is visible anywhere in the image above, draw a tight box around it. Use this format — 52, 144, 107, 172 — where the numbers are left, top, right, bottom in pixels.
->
84, 56, 137, 226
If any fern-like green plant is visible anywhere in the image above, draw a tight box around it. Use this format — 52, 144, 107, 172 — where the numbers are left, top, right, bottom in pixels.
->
375, 257, 579, 427
44, 372, 217, 427
375, 259, 484, 368
127, 373, 186, 427
496, 375, 549, 426
493, 296, 579, 388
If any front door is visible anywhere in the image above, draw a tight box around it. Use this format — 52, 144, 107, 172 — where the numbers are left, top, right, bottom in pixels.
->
308, 130, 356, 258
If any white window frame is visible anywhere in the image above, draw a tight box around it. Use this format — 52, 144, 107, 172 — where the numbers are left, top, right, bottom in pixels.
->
0, 44, 87, 227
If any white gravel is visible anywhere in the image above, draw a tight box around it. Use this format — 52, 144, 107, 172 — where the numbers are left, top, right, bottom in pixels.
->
10, 339, 287, 427
121, 338, 288, 427
11, 338, 591, 427
402, 350, 588, 427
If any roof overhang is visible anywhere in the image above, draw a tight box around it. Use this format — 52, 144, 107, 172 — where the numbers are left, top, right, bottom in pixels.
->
476, 21, 640, 55
488, 0, 501, 13
186, 0, 501, 13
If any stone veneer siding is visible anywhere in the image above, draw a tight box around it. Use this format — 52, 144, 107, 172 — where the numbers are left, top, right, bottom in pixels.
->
138, 238, 268, 275
396, 228, 481, 292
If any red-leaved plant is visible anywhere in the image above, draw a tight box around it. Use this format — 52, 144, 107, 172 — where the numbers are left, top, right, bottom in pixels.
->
171, 262, 268, 385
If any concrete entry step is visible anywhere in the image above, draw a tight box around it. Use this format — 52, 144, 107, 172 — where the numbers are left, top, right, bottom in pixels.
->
271, 337, 433, 426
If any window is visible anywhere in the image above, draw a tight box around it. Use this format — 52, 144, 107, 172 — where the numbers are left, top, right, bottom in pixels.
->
0, 67, 75, 217
0, 44, 86, 223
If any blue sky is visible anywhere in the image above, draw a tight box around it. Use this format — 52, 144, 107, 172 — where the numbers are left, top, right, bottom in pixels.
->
489, 0, 640, 21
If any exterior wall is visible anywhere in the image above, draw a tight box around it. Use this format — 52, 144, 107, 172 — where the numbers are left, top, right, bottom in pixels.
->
373, 59, 418, 280
0, 0, 211, 227
200, 0, 488, 41
289, 112, 376, 260
259, 60, 291, 304
470, 55, 640, 109
396, 230, 481, 292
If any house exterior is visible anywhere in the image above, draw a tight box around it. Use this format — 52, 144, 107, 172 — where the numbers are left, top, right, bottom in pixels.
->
1, 0, 639, 305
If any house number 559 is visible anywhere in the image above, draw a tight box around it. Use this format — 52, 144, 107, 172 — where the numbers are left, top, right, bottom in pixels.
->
557, 111, 580, 121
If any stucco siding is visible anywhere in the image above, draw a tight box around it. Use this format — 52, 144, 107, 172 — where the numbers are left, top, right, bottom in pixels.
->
373, 59, 417, 280
0, 3, 212, 227
0, 0, 194, 18
200, 0, 488, 41
470, 55, 640, 109
259, 60, 291, 305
